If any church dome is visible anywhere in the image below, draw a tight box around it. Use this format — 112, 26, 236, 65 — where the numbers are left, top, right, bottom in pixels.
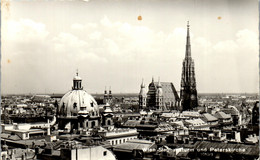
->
58, 90, 99, 117
58, 72, 99, 117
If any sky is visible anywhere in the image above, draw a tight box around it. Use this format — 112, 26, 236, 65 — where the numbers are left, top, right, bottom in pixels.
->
1, 0, 259, 94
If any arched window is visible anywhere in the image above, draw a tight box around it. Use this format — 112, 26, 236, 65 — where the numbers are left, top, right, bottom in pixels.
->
107, 120, 111, 126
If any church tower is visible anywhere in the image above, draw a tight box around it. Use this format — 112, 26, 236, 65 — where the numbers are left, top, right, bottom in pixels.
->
139, 79, 147, 109
180, 21, 198, 111
108, 86, 113, 104
147, 77, 156, 109
155, 78, 164, 110
103, 87, 108, 104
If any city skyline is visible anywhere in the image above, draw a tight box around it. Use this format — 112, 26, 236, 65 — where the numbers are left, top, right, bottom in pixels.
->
1, 0, 258, 94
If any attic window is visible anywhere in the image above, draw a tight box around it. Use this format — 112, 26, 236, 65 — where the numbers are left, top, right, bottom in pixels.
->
90, 102, 94, 107
103, 151, 107, 156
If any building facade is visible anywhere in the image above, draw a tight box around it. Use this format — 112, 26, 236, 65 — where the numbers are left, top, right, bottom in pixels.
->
139, 78, 179, 110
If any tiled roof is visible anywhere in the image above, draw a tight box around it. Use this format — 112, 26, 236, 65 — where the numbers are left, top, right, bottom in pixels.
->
153, 82, 179, 100
185, 118, 206, 126
203, 113, 218, 122
214, 111, 231, 119
221, 108, 239, 116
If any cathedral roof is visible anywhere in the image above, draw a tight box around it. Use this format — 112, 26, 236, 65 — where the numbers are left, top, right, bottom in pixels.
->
153, 82, 179, 100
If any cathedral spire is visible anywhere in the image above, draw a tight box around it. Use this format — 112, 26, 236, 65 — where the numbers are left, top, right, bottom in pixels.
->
185, 21, 191, 58
180, 21, 198, 111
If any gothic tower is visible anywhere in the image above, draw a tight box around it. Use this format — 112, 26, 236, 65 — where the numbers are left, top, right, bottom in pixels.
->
139, 79, 147, 109
180, 21, 198, 111
147, 77, 156, 109
155, 78, 164, 110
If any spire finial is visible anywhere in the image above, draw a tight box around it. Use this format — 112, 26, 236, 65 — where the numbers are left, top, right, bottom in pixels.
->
109, 86, 111, 91
152, 76, 154, 83
185, 21, 191, 58
158, 77, 160, 82
76, 69, 79, 76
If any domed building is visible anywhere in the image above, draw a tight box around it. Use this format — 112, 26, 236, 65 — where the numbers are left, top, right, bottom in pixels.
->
57, 72, 100, 131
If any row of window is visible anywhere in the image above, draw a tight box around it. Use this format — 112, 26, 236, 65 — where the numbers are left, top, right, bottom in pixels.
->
109, 137, 136, 146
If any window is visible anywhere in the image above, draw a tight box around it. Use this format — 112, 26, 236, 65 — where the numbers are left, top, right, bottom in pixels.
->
90, 102, 94, 107
91, 121, 96, 128
103, 151, 107, 156
73, 103, 77, 109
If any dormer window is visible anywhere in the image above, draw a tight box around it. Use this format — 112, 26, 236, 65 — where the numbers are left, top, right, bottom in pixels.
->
90, 102, 94, 107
